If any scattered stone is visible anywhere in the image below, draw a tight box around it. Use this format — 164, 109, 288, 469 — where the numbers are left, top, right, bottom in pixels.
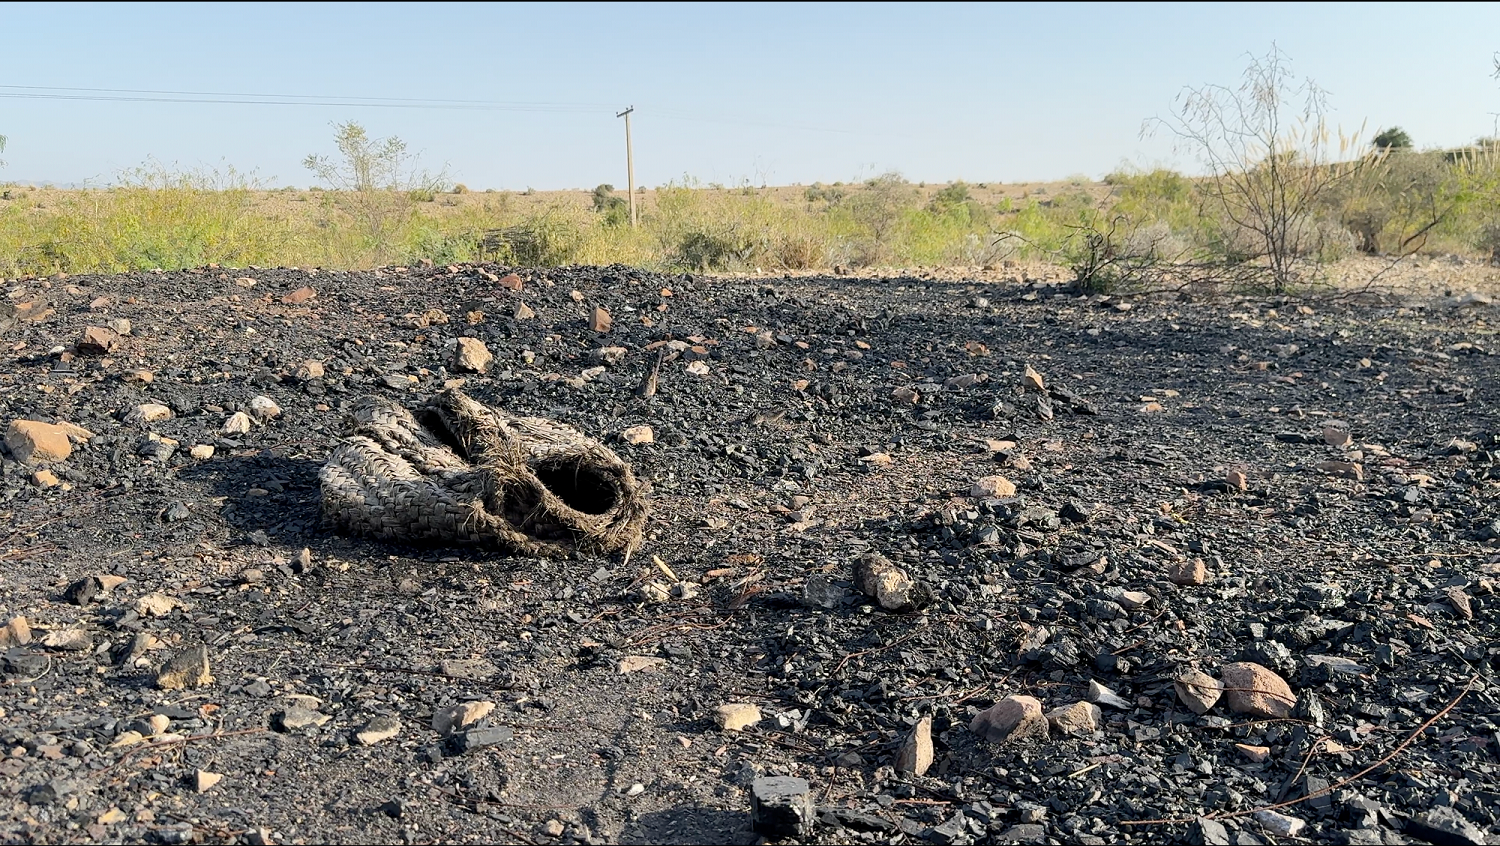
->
498, 273, 524, 291
853, 553, 933, 613
750, 776, 815, 839
5, 420, 73, 464
249, 395, 281, 421
620, 425, 654, 445
1445, 586, 1474, 620
135, 593, 180, 617
1191, 818, 1231, 846
971, 474, 1017, 498
432, 701, 496, 737
895, 716, 934, 775
1404, 806, 1488, 846
222, 412, 253, 435
281, 286, 316, 304
802, 574, 845, 609
77, 326, 120, 354
1086, 680, 1131, 709
156, 644, 213, 690
190, 444, 215, 460
194, 770, 223, 793
1252, 809, 1306, 838
41, 628, 91, 651
355, 715, 402, 746
0, 616, 31, 647
31, 469, 60, 487
452, 337, 493, 374
275, 706, 331, 731
716, 703, 762, 732
1235, 743, 1271, 763
1169, 558, 1208, 586
514, 302, 536, 320
1045, 701, 1100, 735
969, 695, 1049, 743
1323, 426, 1353, 447
891, 386, 920, 405
589, 305, 612, 332
293, 360, 325, 380
1219, 662, 1295, 718
450, 725, 514, 752
1173, 668, 1224, 714
128, 403, 173, 424
617, 655, 667, 674
64, 576, 104, 605
1318, 460, 1364, 481
1022, 365, 1045, 391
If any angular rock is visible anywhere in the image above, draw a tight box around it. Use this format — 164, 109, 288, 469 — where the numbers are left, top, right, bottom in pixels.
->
32, 469, 60, 487
1318, 460, 1364, 481
1190, 818, 1231, 846
450, 725, 514, 752
222, 412, 253, 435
1022, 365, 1045, 392
514, 302, 536, 320
41, 629, 91, 651
156, 644, 213, 690
293, 360, 325, 380
589, 305, 612, 332
716, 703, 762, 732
971, 475, 1017, 498
1234, 743, 1270, 763
128, 403, 173, 424
1445, 586, 1474, 620
432, 701, 495, 737
1323, 426, 1353, 447
354, 715, 402, 746
1173, 668, 1224, 714
1226, 469, 1249, 491
275, 706, 330, 731
1404, 806, 1488, 846
1169, 558, 1207, 586
1220, 661, 1295, 718
853, 553, 932, 613
750, 776, 814, 839
77, 326, 120, 354
620, 425, 654, 445
281, 286, 316, 304
5, 420, 73, 464
892, 386, 920, 405
895, 716, 933, 775
969, 695, 1048, 743
617, 655, 667, 674
1045, 701, 1100, 735
1252, 809, 1305, 838
190, 444, 215, 460
452, 337, 493, 374
1087, 679, 1131, 709
249, 396, 281, 421
0, 616, 31, 647
194, 770, 223, 793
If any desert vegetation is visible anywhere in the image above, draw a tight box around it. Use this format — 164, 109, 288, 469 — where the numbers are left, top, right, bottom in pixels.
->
1, 50, 1498, 289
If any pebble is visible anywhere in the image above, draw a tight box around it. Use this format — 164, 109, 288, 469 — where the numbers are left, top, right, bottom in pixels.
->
750, 776, 814, 839
156, 644, 213, 690
1234, 743, 1270, 762
617, 655, 667, 674
452, 337, 493, 374
1169, 558, 1208, 586
715, 703, 762, 732
1173, 668, 1224, 714
1045, 701, 1100, 735
128, 403, 173, 424
1023, 365, 1045, 391
853, 553, 932, 613
275, 706, 331, 731
194, 770, 223, 793
1219, 662, 1295, 718
354, 716, 402, 746
431, 701, 496, 737
249, 396, 281, 421
221, 412, 253, 435
31, 469, 60, 487
589, 305, 612, 332
4, 420, 73, 464
971, 475, 1017, 498
1087, 680, 1132, 709
0, 616, 31, 647
41, 629, 92, 651
969, 695, 1048, 743
190, 444, 215, 460
1404, 806, 1488, 846
894, 716, 933, 775
77, 326, 120, 354
1252, 809, 1305, 837
620, 425, 654, 445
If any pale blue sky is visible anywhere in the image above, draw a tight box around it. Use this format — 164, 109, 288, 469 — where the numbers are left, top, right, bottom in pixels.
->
2, 2, 1497, 189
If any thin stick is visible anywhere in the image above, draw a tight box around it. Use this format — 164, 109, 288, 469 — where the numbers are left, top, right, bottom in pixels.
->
105, 727, 267, 773
1121, 675, 1475, 826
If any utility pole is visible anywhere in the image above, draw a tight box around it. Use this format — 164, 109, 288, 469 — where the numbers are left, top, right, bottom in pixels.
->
616, 106, 637, 227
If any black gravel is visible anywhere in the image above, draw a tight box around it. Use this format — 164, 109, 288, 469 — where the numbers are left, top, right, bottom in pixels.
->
1, 262, 1497, 845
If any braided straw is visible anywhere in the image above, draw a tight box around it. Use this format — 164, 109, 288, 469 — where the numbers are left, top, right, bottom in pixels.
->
320, 388, 648, 557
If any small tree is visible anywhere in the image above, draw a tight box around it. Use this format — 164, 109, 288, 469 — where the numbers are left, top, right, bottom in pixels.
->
1148, 46, 1370, 291
1372, 127, 1413, 152
303, 121, 448, 260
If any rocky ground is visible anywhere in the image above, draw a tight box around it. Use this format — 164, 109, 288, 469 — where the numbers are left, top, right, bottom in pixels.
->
0, 261, 1498, 846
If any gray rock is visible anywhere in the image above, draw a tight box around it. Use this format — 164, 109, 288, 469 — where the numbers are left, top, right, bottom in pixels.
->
1405, 806, 1488, 846
751, 776, 815, 839
1087, 679, 1131, 709
802, 574, 846, 610
995, 823, 1047, 844
1191, 817, 1231, 846
451, 725, 514, 752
